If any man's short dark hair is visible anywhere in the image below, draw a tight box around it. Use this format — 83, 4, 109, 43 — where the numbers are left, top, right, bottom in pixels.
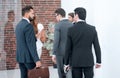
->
22, 5, 33, 16
74, 7, 86, 20
55, 8, 66, 17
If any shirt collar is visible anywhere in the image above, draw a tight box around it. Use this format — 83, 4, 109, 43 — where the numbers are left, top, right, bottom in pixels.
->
77, 19, 85, 22
60, 18, 67, 21
22, 17, 30, 23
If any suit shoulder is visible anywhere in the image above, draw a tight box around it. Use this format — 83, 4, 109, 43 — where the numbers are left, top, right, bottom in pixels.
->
59, 19, 72, 24
17, 19, 28, 26
24, 23, 33, 31
86, 23, 96, 29
16, 20, 32, 32
54, 23, 60, 29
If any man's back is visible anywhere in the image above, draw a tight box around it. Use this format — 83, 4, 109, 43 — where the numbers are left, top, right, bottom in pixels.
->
65, 21, 101, 67
53, 19, 73, 56
64, 7, 101, 78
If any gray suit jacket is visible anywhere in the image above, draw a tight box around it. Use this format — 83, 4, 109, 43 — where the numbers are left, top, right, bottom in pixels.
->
15, 19, 39, 63
53, 19, 73, 56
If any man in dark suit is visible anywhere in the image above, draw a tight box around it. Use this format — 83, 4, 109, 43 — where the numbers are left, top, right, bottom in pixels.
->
64, 7, 101, 78
52, 8, 73, 78
15, 5, 41, 78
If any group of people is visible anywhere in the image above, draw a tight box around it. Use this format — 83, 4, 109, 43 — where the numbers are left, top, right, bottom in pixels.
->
15, 5, 101, 78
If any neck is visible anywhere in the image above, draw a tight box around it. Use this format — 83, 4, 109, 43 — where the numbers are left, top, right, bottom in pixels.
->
23, 16, 28, 19
60, 17, 66, 21
23, 13, 29, 19
22, 17, 30, 23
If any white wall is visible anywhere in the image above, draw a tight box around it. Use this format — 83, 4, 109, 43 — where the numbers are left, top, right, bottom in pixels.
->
61, 0, 120, 78
61, 0, 95, 24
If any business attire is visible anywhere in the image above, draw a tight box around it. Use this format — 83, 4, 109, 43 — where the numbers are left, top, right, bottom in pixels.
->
53, 19, 73, 78
64, 21, 101, 78
15, 18, 40, 78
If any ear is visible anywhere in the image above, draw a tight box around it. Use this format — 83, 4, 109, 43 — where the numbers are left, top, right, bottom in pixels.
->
24, 12, 29, 18
59, 15, 63, 20
76, 14, 79, 18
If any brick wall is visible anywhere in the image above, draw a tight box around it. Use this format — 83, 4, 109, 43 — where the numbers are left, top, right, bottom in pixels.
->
0, 0, 61, 70
0, 0, 21, 70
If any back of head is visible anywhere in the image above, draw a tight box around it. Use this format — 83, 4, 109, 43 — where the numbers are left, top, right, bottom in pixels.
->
22, 5, 33, 16
74, 7, 86, 20
55, 8, 66, 17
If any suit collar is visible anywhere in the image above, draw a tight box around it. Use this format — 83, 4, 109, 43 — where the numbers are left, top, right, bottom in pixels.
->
77, 19, 85, 22
60, 17, 66, 21
60, 19, 68, 22
22, 17, 30, 23
77, 21, 86, 24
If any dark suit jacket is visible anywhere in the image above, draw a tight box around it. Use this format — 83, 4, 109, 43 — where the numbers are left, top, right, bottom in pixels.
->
64, 21, 101, 67
53, 19, 73, 56
15, 19, 39, 63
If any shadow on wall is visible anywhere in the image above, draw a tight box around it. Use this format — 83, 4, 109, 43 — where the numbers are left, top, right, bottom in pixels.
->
3, 10, 18, 70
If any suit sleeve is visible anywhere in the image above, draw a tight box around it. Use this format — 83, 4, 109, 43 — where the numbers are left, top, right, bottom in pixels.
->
93, 27, 101, 63
25, 24, 40, 63
64, 29, 73, 65
52, 24, 60, 55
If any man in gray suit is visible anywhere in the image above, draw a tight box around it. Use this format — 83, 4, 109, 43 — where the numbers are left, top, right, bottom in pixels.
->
52, 8, 73, 78
15, 5, 41, 78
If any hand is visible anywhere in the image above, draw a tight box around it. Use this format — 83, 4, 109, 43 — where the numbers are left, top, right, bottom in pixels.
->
52, 55, 56, 64
35, 33, 39, 38
64, 65, 70, 73
95, 63, 101, 68
35, 61, 42, 68
36, 32, 41, 39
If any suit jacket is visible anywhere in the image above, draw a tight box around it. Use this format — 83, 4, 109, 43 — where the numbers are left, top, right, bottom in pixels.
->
15, 19, 39, 63
64, 21, 101, 67
53, 19, 73, 56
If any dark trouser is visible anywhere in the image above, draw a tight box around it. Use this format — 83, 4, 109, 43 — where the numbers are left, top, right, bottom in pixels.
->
72, 66, 94, 78
56, 56, 66, 78
19, 63, 36, 78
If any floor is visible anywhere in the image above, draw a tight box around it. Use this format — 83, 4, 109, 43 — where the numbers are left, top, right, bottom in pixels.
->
0, 66, 58, 78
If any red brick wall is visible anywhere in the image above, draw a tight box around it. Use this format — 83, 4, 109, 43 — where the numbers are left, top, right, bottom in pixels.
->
0, 0, 61, 70
0, 1, 20, 70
